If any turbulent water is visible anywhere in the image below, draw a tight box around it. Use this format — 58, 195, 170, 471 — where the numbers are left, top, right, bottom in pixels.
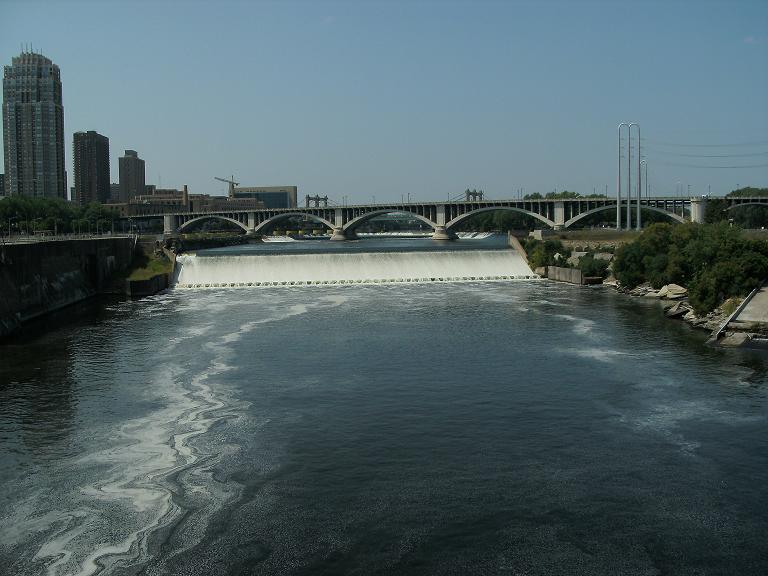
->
1, 237, 767, 575
175, 237, 535, 287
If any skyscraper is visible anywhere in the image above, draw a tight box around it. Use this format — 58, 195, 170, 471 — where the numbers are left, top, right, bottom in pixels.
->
73, 131, 110, 205
119, 150, 145, 202
2, 52, 66, 198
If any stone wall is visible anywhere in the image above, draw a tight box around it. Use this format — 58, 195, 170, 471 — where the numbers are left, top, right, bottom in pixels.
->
126, 273, 169, 297
0, 238, 134, 337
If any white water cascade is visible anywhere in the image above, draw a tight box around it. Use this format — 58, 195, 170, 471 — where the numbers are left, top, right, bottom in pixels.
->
175, 249, 537, 288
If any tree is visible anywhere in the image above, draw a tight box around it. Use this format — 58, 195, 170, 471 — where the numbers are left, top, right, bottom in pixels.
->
578, 254, 609, 278
613, 222, 768, 313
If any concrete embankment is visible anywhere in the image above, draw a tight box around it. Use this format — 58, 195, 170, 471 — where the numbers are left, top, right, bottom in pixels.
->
0, 238, 134, 337
713, 283, 768, 347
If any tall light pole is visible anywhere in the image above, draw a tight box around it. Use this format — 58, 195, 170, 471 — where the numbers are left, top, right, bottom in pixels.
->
628, 123, 639, 230
8, 216, 18, 238
617, 123, 628, 229
640, 159, 647, 229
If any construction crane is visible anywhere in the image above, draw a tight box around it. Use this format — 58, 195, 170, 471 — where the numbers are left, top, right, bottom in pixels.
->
214, 175, 240, 198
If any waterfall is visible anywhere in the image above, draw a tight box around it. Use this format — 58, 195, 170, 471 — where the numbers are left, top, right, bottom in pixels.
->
175, 249, 537, 288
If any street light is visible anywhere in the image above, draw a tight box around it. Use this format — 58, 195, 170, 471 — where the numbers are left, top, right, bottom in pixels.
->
8, 215, 19, 239
628, 122, 640, 230
617, 123, 628, 230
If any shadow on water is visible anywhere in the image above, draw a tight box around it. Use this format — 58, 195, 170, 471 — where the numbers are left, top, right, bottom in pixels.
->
0, 296, 125, 457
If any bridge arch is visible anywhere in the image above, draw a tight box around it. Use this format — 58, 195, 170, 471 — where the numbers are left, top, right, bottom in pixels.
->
252, 212, 336, 234
178, 215, 250, 233
725, 201, 768, 211
343, 209, 438, 233
563, 204, 686, 228
445, 206, 556, 230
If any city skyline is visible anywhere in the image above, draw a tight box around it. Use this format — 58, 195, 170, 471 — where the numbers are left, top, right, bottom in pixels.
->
73, 130, 110, 205
1, 0, 767, 202
2, 50, 66, 198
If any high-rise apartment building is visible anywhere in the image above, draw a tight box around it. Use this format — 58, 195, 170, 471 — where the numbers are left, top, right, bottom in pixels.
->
118, 150, 145, 202
2, 52, 66, 198
73, 131, 110, 205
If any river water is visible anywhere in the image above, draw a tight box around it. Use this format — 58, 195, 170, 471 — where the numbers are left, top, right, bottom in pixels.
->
1, 237, 767, 575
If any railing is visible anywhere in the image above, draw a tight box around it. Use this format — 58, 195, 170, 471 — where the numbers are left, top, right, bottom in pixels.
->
0, 232, 134, 245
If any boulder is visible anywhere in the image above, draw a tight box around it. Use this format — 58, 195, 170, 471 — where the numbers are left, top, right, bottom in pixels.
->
665, 302, 688, 318
661, 283, 687, 298
719, 332, 751, 347
683, 310, 698, 321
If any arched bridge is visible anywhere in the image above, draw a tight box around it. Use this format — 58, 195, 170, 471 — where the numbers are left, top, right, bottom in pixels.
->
161, 196, 713, 240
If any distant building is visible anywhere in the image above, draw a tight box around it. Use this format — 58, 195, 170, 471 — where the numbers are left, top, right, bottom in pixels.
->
73, 131, 110, 205
104, 186, 264, 217
118, 150, 145, 202
2, 51, 66, 198
233, 186, 297, 209
0, 173, 4, 197
110, 183, 120, 202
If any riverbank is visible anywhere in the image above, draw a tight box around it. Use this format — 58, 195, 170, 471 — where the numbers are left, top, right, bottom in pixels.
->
602, 279, 766, 348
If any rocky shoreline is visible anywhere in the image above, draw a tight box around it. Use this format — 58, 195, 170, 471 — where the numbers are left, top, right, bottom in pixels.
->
603, 280, 757, 347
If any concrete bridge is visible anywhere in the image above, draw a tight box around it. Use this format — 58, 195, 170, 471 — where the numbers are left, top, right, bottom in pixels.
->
158, 195, 759, 240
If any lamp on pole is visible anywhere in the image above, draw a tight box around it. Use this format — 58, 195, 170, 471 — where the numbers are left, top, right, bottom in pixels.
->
628, 123, 639, 230
8, 216, 18, 239
617, 123, 628, 230
639, 159, 647, 229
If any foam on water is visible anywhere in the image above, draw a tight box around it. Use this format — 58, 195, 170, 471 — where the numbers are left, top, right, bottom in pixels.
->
2, 293, 351, 576
175, 249, 537, 288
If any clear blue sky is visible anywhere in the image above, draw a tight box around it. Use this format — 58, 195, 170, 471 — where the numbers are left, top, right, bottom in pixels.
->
2, 0, 767, 202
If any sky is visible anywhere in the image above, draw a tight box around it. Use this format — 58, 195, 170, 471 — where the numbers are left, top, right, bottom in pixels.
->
1, 0, 767, 203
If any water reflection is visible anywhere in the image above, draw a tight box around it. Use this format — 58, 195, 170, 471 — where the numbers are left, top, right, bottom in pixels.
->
0, 298, 119, 463
0, 330, 77, 459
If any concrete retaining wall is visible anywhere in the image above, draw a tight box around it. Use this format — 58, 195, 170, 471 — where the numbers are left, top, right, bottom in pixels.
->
0, 238, 134, 337
547, 266, 584, 285
126, 273, 169, 297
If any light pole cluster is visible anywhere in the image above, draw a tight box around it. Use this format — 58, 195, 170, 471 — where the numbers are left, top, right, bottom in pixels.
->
617, 122, 642, 230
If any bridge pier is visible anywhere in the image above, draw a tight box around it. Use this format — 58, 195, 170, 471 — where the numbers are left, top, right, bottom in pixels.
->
554, 202, 565, 230
690, 198, 707, 224
330, 227, 348, 241
431, 226, 456, 240
163, 214, 177, 236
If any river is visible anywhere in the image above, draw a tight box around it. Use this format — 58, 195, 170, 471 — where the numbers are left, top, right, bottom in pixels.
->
1, 237, 766, 575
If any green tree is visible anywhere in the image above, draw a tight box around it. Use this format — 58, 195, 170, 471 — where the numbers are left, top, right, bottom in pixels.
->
578, 254, 610, 278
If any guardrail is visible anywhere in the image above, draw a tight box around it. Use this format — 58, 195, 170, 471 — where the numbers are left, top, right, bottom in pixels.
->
0, 233, 135, 245
709, 283, 763, 342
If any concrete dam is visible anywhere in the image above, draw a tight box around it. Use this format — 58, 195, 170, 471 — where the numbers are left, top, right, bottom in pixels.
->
175, 247, 536, 288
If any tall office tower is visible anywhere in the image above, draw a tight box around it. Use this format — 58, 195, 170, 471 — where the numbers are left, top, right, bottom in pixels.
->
118, 150, 145, 202
73, 131, 110, 205
2, 52, 66, 198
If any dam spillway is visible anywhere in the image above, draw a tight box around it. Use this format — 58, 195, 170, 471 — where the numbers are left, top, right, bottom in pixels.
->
174, 247, 537, 288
